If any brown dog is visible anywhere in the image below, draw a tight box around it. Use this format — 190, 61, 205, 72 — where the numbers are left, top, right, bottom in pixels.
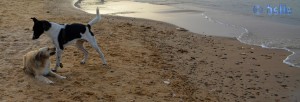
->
23, 47, 66, 84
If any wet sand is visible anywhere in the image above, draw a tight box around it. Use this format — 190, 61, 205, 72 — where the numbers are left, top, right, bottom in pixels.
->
0, 0, 300, 101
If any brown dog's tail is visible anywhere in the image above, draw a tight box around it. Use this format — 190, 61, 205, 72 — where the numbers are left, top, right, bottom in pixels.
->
23, 55, 26, 70
23, 55, 34, 76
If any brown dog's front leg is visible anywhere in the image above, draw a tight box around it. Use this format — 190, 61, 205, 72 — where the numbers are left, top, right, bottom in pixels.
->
35, 75, 53, 84
49, 71, 66, 79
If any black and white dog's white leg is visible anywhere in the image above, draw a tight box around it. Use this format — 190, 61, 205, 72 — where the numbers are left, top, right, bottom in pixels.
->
76, 40, 89, 64
54, 48, 63, 71
88, 38, 107, 65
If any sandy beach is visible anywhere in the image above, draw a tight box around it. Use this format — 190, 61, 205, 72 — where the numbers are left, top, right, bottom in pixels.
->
0, 0, 300, 101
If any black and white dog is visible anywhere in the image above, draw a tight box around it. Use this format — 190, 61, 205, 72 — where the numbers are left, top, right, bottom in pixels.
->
31, 8, 107, 72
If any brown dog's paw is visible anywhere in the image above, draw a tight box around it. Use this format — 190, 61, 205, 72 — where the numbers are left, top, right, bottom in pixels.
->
59, 76, 66, 79
46, 80, 54, 84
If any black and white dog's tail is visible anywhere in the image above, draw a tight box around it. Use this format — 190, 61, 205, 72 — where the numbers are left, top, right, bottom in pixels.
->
88, 7, 101, 26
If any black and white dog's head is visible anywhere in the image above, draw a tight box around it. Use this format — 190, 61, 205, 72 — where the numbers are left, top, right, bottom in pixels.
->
31, 17, 51, 40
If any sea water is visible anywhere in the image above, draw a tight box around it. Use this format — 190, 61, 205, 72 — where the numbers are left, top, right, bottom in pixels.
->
76, 0, 300, 67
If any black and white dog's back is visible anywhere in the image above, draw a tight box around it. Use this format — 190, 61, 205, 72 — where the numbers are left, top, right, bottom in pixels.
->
31, 8, 107, 71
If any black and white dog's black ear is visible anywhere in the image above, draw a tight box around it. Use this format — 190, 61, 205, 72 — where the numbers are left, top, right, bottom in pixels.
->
31, 17, 38, 22
42, 21, 51, 31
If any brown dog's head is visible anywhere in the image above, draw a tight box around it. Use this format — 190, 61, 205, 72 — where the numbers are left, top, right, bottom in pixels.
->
35, 47, 56, 61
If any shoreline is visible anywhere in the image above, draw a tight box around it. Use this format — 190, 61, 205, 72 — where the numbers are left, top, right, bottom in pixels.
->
74, 0, 300, 68
0, 0, 300, 101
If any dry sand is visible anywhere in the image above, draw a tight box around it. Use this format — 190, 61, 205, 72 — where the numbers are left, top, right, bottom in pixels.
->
0, 0, 300, 101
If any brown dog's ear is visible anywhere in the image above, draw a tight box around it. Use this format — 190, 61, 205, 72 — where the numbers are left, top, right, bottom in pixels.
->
31, 17, 38, 23
35, 51, 42, 61
35, 51, 47, 61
